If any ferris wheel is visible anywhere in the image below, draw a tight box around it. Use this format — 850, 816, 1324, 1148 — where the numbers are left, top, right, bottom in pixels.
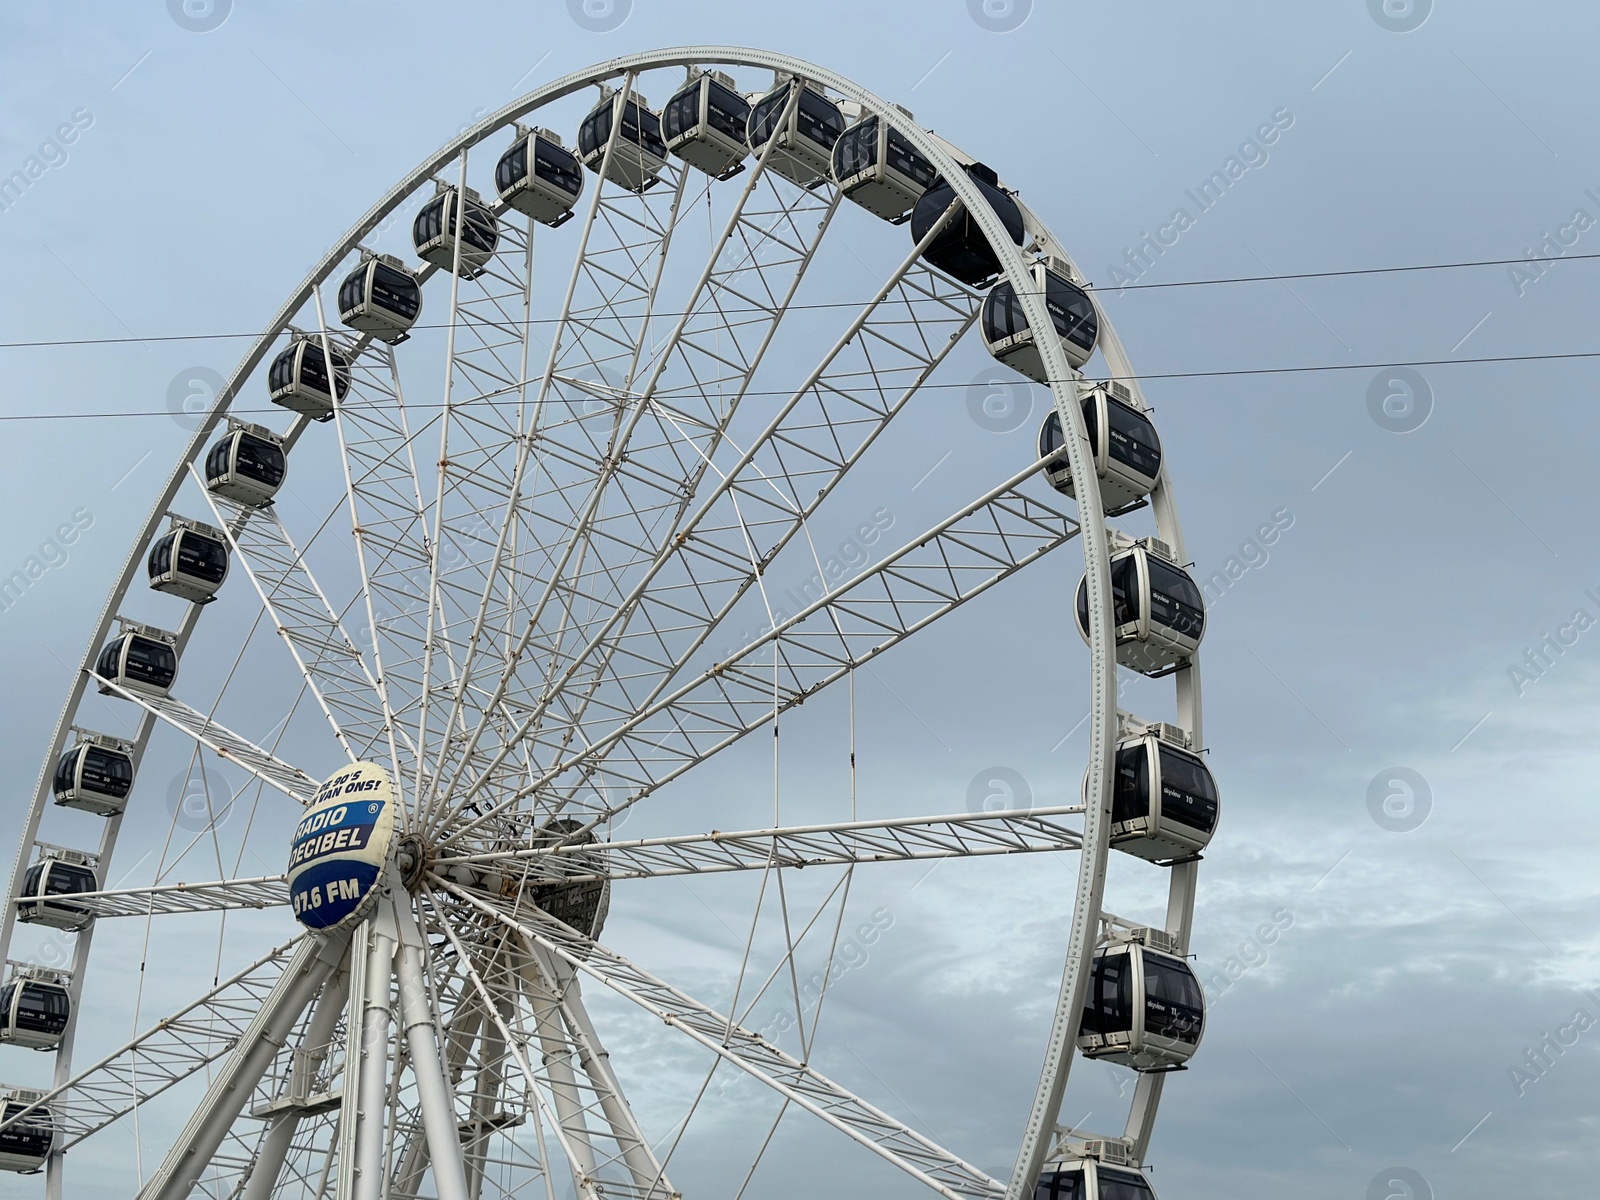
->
0, 46, 1218, 1200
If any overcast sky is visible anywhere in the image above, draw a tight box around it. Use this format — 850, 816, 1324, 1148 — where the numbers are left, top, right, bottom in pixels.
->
2, 3, 1598, 1198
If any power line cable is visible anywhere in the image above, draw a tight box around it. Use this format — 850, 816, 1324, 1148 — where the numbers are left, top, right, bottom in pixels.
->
1, 349, 1593, 422
0, 249, 1591, 352
1101, 251, 1595, 290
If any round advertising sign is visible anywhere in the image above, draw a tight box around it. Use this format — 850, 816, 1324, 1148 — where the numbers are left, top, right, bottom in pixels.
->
287, 761, 396, 931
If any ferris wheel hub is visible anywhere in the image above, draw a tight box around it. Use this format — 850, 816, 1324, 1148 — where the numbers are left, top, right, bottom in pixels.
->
393, 834, 431, 893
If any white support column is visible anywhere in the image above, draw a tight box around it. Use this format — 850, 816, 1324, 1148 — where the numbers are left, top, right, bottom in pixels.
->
135, 930, 348, 1200
427, 890, 607, 1200
533, 943, 673, 1198
240, 955, 353, 1200
392, 894, 471, 1200
396, 937, 471, 1200
241, 1093, 299, 1199
464, 991, 511, 1200
350, 918, 397, 1200
513, 942, 599, 1191
333, 920, 368, 1198
394, 1000, 484, 1197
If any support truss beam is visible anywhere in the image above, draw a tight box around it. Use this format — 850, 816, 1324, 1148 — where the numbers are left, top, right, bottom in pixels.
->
47, 806, 1085, 930
427, 135, 841, 832
49, 875, 290, 919
0, 938, 303, 1148
92, 675, 321, 804
448, 806, 1085, 882
437, 207, 977, 837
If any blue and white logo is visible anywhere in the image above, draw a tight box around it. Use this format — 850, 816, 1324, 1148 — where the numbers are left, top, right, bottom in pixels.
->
288, 762, 396, 931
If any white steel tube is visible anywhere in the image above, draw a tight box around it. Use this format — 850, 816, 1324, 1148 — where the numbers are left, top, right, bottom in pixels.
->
393, 1000, 484, 1196
397, 938, 471, 1200
464, 994, 510, 1200
514, 944, 599, 1188
535, 945, 669, 1196
241, 959, 352, 1200
135, 932, 346, 1200
351, 927, 396, 1200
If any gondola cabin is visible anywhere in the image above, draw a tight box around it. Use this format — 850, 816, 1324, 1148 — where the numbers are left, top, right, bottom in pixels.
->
268, 336, 351, 420
16, 848, 97, 932
204, 423, 287, 507
94, 622, 178, 696
337, 254, 422, 344
412, 183, 500, 277
1038, 381, 1162, 513
1035, 1157, 1159, 1200
908, 161, 1025, 285
577, 88, 668, 193
0, 1088, 54, 1173
662, 70, 751, 179
1078, 934, 1205, 1071
147, 517, 229, 604
1103, 724, 1219, 862
0, 969, 71, 1051
832, 111, 936, 221
983, 259, 1099, 380
746, 76, 845, 188
1074, 540, 1205, 677
496, 127, 584, 226
52, 732, 134, 817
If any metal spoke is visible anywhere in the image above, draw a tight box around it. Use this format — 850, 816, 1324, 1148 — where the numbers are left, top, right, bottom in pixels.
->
515, 219, 971, 810
438, 210, 973, 836
414, 70, 690, 830
425, 115, 817, 830
328, 313, 443, 810
46, 875, 290, 919
447, 805, 1085, 882
438, 880, 1004, 1200
410, 147, 486, 828
192, 463, 388, 766
448, 461, 1080, 845
90, 674, 321, 803
426, 894, 667, 1200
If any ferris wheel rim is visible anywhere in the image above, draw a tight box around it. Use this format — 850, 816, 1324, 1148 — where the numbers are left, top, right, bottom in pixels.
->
0, 46, 1208, 1199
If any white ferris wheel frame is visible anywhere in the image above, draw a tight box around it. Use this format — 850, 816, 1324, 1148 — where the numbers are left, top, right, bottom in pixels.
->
0, 46, 1205, 1200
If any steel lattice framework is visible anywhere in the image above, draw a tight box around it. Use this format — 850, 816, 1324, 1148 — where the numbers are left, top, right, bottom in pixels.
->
0, 47, 1208, 1200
